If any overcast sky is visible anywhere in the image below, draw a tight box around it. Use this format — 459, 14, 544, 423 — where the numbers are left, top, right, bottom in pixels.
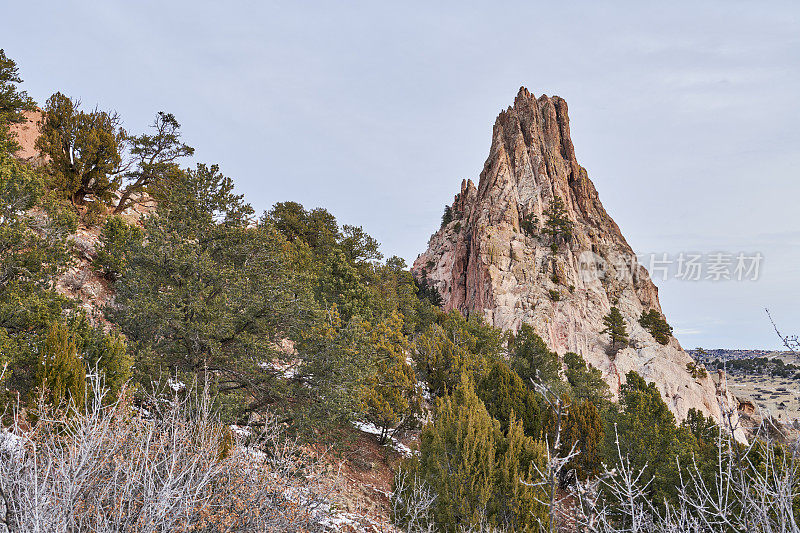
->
4, 1, 799, 349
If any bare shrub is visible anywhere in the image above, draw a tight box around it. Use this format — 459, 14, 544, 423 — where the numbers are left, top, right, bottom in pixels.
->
0, 377, 336, 532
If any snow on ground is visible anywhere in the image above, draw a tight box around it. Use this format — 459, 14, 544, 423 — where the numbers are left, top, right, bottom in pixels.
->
352, 421, 414, 458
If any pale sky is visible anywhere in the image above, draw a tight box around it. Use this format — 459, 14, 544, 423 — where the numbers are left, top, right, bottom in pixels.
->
4, 1, 799, 349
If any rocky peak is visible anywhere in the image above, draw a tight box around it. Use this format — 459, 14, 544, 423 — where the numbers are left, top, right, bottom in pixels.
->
414, 87, 742, 439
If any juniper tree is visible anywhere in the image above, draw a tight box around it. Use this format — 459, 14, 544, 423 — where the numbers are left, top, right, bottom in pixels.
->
34, 321, 87, 409
36, 92, 127, 206
359, 312, 420, 444
478, 360, 543, 438
398, 374, 548, 532
0, 49, 35, 153
0, 148, 76, 402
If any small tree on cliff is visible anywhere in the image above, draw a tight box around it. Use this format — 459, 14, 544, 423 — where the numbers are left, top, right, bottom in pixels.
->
543, 195, 573, 251
639, 308, 673, 345
601, 306, 628, 354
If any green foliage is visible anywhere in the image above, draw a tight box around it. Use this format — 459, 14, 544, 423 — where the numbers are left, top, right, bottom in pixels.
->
509, 324, 560, 387
441, 205, 453, 228
111, 164, 311, 419
294, 307, 375, 433
36, 92, 127, 206
0, 49, 36, 153
265, 201, 340, 253
601, 306, 628, 353
34, 321, 87, 409
686, 361, 708, 379
548, 289, 561, 301
561, 398, 604, 483
639, 309, 673, 345
398, 375, 547, 532
415, 275, 443, 309
564, 351, 610, 404
95, 216, 143, 280
709, 356, 800, 378
114, 111, 194, 214
478, 361, 543, 438
519, 211, 538, 237
414, 311, 503, 397
603, 371, 698, 505
62, 314, 132, 402
359, 312, 420, 444
0, 150, 76, 401
318, 248, 375, 322
543, 195, 573, 249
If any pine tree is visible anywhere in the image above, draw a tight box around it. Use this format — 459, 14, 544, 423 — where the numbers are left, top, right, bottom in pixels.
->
114, 112, 194, 214
543, 195, 573, 249
112, 164, 313, 420
639, 309, 673, 345
95, 216, 144, 280
360, 312, 420, 444
604, 371, 699, 505
601, 306, 628, 353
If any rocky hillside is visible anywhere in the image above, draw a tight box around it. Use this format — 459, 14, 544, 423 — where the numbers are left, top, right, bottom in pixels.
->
413, 88, 741, 437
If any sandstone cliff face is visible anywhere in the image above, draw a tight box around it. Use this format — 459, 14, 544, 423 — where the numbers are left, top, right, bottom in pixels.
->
413, 88, 741, 436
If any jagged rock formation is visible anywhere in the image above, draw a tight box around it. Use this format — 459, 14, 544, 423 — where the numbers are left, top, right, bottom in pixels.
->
413, 88, 742, 437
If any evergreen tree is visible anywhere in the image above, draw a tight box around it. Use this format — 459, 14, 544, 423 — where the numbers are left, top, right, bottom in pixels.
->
639, 309, 673, 345
564, 351, 609, 404
0, 49, 36, 153
441, 205, 453, 228
601, 306, 628, 353
543, 195, 573, 249
414, 311, 502, 396
478, 360, 543, 438
294, 306, 374, 433
414, 374, 497, 530
34, 321, 87, 409
510, 324, 560, 386
95, 216, 144, 280
561, 398, 604, 483
603, 371, 698, 505
111, 164, 312, 419
114, 111, 194, 214
36, 92, 127, 206
0, 148, 75, 401
360, 312, 420, 444
398, 374, 548, 532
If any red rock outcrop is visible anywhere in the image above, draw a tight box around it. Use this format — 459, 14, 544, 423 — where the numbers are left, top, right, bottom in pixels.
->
413, 88, 742, 438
